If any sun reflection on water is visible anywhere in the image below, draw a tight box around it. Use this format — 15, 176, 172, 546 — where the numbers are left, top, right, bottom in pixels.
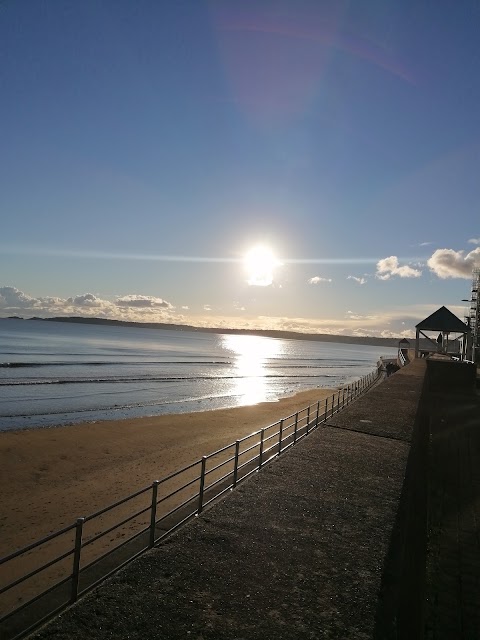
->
221, 334, 284, 406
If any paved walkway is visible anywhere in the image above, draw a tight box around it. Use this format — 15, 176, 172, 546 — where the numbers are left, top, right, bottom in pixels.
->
424, 380, 480, 640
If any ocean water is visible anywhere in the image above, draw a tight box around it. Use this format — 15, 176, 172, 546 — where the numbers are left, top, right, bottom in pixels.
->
0, 319, 398, 431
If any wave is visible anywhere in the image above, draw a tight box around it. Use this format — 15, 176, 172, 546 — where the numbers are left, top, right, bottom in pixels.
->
0, 360, 231, 368
0, 387, 297, 420
0, 372, 337, 387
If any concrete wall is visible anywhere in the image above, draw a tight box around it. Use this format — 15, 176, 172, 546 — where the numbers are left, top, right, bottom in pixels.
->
426, 358, 477, 394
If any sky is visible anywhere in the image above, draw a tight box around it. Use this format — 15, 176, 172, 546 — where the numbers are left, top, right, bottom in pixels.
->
1, 0, 479, 338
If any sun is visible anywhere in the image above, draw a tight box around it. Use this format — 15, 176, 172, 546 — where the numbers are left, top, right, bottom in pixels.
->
244, 246, 280, 286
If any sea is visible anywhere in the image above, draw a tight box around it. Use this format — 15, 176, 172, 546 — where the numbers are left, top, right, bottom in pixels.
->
0, 319, 398, 431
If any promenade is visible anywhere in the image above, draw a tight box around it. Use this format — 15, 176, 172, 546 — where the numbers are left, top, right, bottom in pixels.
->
29, 359, 479, 639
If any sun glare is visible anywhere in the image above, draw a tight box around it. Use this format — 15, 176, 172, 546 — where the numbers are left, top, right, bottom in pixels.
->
244, 246, 279, 286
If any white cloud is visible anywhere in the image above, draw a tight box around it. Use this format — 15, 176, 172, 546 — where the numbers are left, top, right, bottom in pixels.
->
0, 286, 176, 322
419, 241, 433, 247
203, 304, 212, 311
0, 286, 36, 308
181, 305, 189, 310
66, 293, 104, 307
376, 256, 422, 280
346, 310, 380, 321
427, 247, 480, 279
116, 294, 173, 309
467, 237, 480, 245
380, 329, 415, 339
307, 276, 332, 284
347, 276, 367, 285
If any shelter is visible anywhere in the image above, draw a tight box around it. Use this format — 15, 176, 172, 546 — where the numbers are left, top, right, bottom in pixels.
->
415, 306, 471, 359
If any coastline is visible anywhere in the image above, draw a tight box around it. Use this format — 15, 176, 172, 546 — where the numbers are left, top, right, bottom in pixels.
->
0, 387, 335, 558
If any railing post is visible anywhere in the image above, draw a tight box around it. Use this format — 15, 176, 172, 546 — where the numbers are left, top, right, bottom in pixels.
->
149, 480, 160, 548
198, 456, 207, 515
316, 401, 320, 426
324, 397, 328, 423
337, 393, 340, 413
278, 420, 284, 453
293, 412, 298, 443
259, 429, 265, 469
331, 394, 335, 418
71, 517, 85, 603
342, 387, 345, 407
306, 407, 310, 434
233, 440, 240, 487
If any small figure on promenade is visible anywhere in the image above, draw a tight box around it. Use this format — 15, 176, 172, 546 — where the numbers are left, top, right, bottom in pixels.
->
436, 333, 443, 352
386, 362, 400, 377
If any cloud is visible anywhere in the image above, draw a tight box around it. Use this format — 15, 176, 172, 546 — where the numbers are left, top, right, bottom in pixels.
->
376, 256, 422, 280
116, 294, 173, 309
427, 247, 480, 279
203, 304, 212, 311
380, 329, 415, 339
0, 286, 36, 308
181, 305, 189, 310
419, 241, 433, 247
468, 238, 480, 245
346, 310, 380, 321
307, 276, 332, 284
347, 276, 367, 285
0, 286, 176, 322
66, 293, 104, 307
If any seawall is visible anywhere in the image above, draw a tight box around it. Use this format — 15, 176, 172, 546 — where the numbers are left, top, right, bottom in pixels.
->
33, 361, 430, 639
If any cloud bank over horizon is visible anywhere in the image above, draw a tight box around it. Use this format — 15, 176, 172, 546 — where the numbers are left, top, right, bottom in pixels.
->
0, 283, 469, 340
0, 286, 176, 323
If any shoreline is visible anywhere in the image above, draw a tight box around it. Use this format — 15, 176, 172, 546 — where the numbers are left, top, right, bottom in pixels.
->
1, 387, 336, 558
0, 383, 340, 434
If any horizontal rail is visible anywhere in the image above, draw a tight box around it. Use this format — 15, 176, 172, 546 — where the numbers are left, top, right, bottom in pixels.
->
0, 522, 76, 565
84, 484, 151, 522
80, 525, 151, 574
82, 505, 151, 548
0, 547, 74, 596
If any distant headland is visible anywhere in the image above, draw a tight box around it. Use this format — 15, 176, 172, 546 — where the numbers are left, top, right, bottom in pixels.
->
2, 315, 406, 348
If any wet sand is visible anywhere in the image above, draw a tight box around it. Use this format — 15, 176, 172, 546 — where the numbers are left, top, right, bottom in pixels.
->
0, 388, 335, 558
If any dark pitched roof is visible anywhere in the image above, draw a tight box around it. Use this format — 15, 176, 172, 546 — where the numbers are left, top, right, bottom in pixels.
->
415, 306, 470, 333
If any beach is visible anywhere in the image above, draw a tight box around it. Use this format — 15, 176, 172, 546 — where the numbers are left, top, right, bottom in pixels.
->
0, 388, 333, 560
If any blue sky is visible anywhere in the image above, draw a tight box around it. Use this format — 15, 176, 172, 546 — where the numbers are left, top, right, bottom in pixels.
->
1, 0, 479, 337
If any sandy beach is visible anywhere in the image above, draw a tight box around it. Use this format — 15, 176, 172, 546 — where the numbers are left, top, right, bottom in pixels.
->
0, 388, 334, 561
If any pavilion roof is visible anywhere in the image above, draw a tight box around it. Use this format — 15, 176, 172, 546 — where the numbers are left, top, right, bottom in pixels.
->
415, 306, 470, 333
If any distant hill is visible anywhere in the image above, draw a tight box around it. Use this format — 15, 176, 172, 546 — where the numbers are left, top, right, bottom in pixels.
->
22, 315, 412, 348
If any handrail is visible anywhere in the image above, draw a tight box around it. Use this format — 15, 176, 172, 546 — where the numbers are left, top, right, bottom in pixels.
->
0, 368, 380, 640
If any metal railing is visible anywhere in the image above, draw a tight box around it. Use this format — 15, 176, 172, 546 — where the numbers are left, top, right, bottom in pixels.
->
0, 369, 379, 640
